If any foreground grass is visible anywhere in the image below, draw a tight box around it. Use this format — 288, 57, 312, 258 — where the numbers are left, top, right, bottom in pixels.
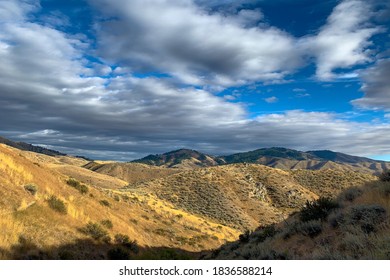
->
208, 174, 390, 260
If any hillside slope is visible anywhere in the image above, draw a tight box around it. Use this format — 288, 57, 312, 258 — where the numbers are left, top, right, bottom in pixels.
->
133, 147, 390, 174
132, 149, 223, 168
0, 144, 240, 259
122, 164, 375, 230
0, 136, 65, 156
206, 176, 390, 260
84, 161, 180, 185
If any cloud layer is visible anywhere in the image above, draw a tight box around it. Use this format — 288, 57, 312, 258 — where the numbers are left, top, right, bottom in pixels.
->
0, 0, 389, 160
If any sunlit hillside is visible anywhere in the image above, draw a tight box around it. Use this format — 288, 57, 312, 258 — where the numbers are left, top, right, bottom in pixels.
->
0, 144, 239, 259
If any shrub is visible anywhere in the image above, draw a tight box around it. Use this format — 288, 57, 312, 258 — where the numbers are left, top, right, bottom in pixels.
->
24, 184, 38, 196
254, 224, 277, 243
239, 229, 251, 243
349, 204, 386, 234
66, 178, 88, 194
341, 187, 363, 202
297, 220, 322, 238
114, 234, 139, 253
100, 200, 111, 207
379, 171, 390, 182
47, 196, 67, 214
100, 219, 113, 229
329, 211, 345, 228
107, 247, 130, 260
114, 233, 130, 244
300, 197, 339, 222
58, 250, 75, 260
80, 222, 109, 241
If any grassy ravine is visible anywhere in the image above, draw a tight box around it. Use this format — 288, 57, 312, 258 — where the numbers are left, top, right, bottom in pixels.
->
206, 174, 390, 260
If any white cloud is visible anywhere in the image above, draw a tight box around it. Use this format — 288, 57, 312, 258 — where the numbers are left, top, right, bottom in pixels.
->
303, 0, 382, 81
91, 0, 303, 87
295, 93, 310, 98
1, 0, 390, 160
0, 0, 39, 21
264, 96, 278, 103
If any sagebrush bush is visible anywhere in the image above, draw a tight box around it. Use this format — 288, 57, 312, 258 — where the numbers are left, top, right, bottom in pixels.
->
66, 178, 88, 194
100, 200, 111, 207
300, 197, 339, 222
47, 196, 67, 214
24, 184, 38, 196
349, 204, 386, 234
80, 222, 109, 241
239, 230, 251, 243
100, 219, 113, 229
107, 247, 130, 260
114, 234, 139, 253
297, 220, 322, 238
328, 211, 345, 228
254, 224, 277, 243
341, 187, 363, 202
379, 171, 390, 182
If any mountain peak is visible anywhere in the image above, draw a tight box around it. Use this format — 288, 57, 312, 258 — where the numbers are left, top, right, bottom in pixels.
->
132, 148, 221, 168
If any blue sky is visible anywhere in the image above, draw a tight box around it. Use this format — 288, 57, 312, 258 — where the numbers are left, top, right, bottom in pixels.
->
0, 0, 389, 160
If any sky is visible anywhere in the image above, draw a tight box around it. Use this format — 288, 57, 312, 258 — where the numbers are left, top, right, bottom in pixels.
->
0, 0, 389, 161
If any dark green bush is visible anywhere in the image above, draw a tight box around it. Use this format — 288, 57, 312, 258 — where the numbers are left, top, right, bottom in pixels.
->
114, 234, 139, 253
349, 204, 386, 233
379, 171, 390, 182
114, 233, 130, 244
239, 229, 251, 243
329, 211, 345, 228
107, 247, 130, 260
300, 197, 339, 222
24, 184, 38, 196
47, 196, 67, 214
297, 220, 322, 238
100, 200, 111, 207
80, 222, 109, 241
341, 187, 363, 202
66, 178, 88, 194
255, 224, 277, 243
100, 219, 113, 229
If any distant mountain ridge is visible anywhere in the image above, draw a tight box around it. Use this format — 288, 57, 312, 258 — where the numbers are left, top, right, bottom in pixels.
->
0, 136, 65, 156
133, 147, 389, 174
132, 148, 224, 168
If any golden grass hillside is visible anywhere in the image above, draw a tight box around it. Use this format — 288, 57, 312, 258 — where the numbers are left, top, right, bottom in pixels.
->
206, 175, 390, 260
122, 164, 374, 231
84, 161, 180, 185
0, 144, 240, 259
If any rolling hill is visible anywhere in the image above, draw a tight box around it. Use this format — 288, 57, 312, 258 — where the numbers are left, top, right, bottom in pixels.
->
0, 136, 65, 156
121, 164, 375, 230
131, 148, 223, 168
0, 144, 240, 259
134, 147, 390, 174
0, 136, 385, 259
205, 176, 390, 260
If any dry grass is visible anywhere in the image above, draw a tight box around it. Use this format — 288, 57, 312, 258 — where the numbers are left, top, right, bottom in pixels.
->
207, 177, 390, 260
0, 144, 239, 259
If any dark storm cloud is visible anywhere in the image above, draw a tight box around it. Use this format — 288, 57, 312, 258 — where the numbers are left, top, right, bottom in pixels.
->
353, 59, 390, 110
